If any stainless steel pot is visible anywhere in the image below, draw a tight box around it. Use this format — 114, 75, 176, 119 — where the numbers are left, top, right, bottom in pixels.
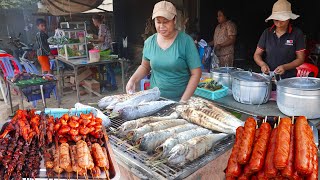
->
210, 67, 242, 89
231, 71, 271, 105
277, 77, 320, 119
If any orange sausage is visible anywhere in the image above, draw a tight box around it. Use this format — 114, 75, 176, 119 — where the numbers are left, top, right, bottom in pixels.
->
265, 128, 278, 178
281, 125, 294, 178
226, 127, 244, 177
237, 117, 257, 164
274, 117, 291, 170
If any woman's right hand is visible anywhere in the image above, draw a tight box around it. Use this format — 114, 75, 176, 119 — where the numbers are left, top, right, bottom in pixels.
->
261, 64, 270, 74
126, 80, 136, 94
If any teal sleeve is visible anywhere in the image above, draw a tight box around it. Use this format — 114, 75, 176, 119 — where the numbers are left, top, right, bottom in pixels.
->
185, 35, 201, 70
142, 43, 150, 61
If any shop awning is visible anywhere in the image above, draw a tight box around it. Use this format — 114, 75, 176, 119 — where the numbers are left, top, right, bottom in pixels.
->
42, 0, 104, 16
82, 0, 113, 13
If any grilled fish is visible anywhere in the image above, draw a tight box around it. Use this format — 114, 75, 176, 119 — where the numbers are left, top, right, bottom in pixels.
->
168, 133, 228, 166
120, 100, 175, 120
117, 112, 179, 137
197, 108, 244, 128
127, 119, 188, 142
139, 123, 198, 153
155, 127, 212, 158
113, 87, 161, 113
180, 108, 236, 134
98, 94, 132, 109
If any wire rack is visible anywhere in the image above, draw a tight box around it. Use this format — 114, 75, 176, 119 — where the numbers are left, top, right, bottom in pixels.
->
108, 104, 234, 180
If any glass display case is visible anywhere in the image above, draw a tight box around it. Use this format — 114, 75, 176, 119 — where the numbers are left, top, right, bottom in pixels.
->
57, 28, 88, 60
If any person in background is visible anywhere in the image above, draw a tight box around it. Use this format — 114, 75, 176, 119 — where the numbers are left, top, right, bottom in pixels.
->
126, 1, 201, 102
91, 14, 117, 91
254, 0, 305, 79
209, 9, 237, 67
36, 18, 53, 74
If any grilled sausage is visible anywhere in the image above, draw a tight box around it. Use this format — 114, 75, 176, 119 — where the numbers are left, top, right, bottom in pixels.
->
88, 150, 95, 170
59, 143, 72, 172
70, 145, 83, 173
305, 122, 315, 175
226, 127, 244, 177
53, 147, 64, 174
101, 147, 110, 170
92, 143, 108, 168
281, 125, 294, 178
249, 122, 271, 172
274, 117, 291, 170
237, 117, 256, 164
257, 168, 268, 180
225, 176, 236, 180
292, 171, 303, 180
295, 116, 312, 175
306, 144, 318, 180
91, 166, 101, 178
265, 128, 278, 178
76, 140, 90, 169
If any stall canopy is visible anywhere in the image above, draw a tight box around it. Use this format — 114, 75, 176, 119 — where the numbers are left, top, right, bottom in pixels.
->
42, 0, 104, 16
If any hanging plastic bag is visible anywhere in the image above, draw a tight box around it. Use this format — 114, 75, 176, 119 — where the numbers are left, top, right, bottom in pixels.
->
211, 48, 220, 69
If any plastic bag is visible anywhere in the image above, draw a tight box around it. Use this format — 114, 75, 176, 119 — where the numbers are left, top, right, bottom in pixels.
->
211, 48, 220, 69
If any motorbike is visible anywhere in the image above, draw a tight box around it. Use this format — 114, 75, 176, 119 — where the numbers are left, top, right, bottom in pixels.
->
8, 33, 37, 64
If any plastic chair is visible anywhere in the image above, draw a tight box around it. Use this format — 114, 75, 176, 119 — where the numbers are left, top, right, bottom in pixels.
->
21, 60, 40, 75
140, 76, 150, 91
296, 63, 319, 77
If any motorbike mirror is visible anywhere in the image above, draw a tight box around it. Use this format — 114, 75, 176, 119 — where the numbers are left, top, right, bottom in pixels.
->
18, 33, 22, 37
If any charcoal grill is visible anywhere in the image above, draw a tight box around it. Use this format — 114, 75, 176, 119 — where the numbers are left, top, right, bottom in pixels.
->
108, 105, 234, 180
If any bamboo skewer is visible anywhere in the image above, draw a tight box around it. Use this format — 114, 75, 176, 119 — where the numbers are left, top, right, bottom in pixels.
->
77, 170, 78, 180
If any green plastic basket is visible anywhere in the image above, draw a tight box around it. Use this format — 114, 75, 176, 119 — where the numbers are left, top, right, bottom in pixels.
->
194, 85, 228, 100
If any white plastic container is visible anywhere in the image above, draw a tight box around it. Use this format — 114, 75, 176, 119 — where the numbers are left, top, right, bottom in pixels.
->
89, 49, 100, 63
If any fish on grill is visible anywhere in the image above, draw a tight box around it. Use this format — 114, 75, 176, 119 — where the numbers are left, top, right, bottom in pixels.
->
155, 127, 212, 159
98, 94, 132, 110
127, 119, 188, 142
138, 123, 198, 153
168, 133, 228, 166
120, 100, 176, 120
113, 87, 161, 113
117, 112, 179, 137
180, 107, 236, 134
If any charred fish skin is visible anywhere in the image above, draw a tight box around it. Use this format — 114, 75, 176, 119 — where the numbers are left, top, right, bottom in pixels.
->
168, 133, 228, 166
157, 128, 212, 158
113, 87, 161, 113
181, 108, 236, 134
139, 124, 198, 153
121, 100, 176, 120
129, 119, 188, 142
117, 112, 179, 137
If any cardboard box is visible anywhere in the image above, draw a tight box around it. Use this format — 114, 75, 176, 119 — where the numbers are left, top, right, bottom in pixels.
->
77, 68, 93, 82
83, 79, 100, 92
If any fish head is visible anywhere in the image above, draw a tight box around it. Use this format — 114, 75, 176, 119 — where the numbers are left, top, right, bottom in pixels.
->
158, 139, 179, 157
168, 144, 188, 166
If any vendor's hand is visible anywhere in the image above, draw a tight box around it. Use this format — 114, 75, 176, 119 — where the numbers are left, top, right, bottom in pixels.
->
179, 99, 188, 105
261, 64, 270, 74
274, 65, 286, 75
126, 80, 136, 94
215, 44, 222, 50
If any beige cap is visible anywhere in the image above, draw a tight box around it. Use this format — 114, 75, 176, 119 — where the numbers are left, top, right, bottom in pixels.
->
152, 1, 177, 20
265, 0, 299, 22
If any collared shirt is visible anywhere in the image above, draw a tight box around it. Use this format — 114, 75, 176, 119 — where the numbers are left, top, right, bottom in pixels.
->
213, 20, 237, 57
36, 31, 51, 56
99, 24, 112, 51
257, 24, 306, 78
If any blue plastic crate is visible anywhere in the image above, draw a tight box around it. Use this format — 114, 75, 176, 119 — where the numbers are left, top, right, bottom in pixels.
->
194, 85, 228, 100
40, 108, 97, 118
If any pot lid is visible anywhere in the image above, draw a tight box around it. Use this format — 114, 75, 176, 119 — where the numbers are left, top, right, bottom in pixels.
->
211, 67, 241, 74
231, 71, 270, 82
277, 77, 320, 90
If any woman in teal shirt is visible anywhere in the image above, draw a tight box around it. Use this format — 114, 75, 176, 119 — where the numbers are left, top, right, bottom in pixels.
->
126, 1, 201, 102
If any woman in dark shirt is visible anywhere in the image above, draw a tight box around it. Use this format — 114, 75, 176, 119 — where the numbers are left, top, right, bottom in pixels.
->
254, 0, 305, 79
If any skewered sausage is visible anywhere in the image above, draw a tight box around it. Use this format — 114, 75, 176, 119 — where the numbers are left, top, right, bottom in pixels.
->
274, 117, 291, 170
76, 140, 90, 169
249, 122, 271, 172
59, 143, 72, 172
295, 116, 312, 175
265, 128, 278, 178
70, 145, 83, 173
92, 143, 108, 168
281, 125, 294, 178
88, 150, 95, 170
237, 117, 256, 164
91, 166, 101, 178
257, 168, 268, 180
53, 146, 64, 174
101, 147, 110, 170
226, 127, 244, 177
244, 128, 260, 176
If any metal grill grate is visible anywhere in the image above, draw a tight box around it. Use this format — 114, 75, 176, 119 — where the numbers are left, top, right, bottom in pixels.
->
108, 104, 234, 179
